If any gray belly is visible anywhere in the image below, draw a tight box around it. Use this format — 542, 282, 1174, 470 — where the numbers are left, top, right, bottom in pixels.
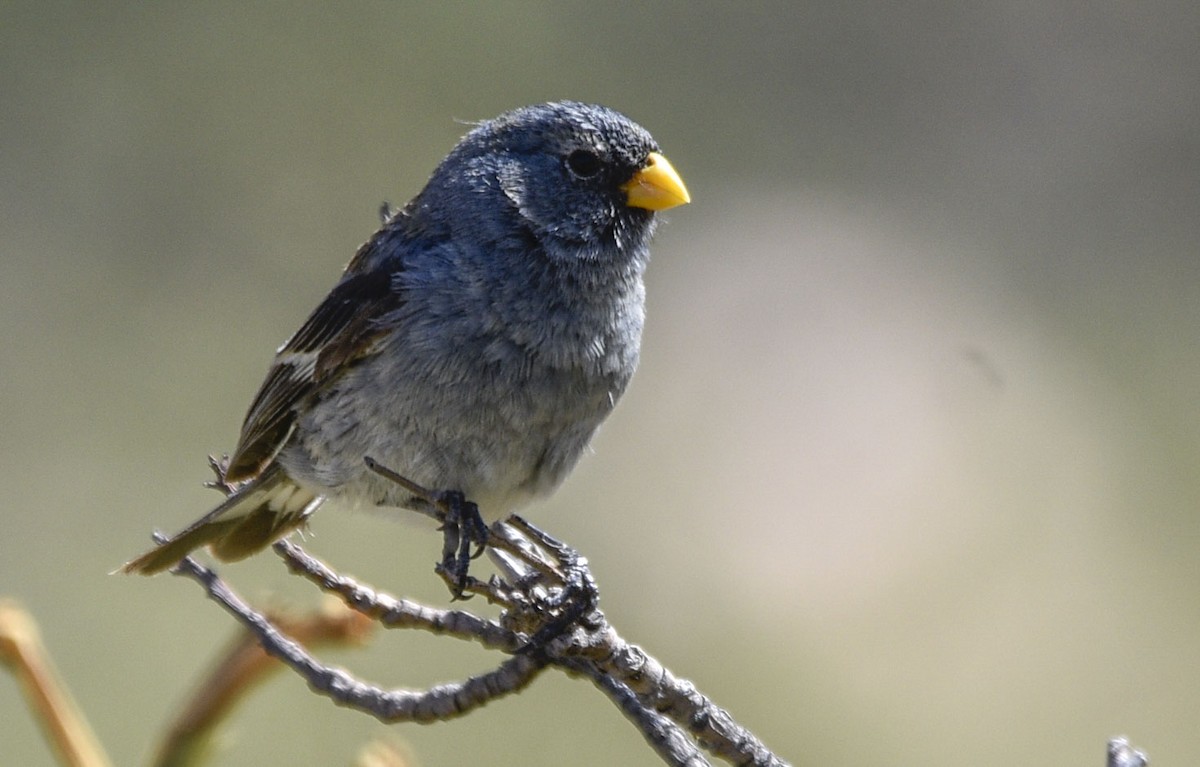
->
277, 341, 629, 519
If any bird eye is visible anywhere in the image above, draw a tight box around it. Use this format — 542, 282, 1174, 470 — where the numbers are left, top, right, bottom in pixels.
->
565, 149, 603, 179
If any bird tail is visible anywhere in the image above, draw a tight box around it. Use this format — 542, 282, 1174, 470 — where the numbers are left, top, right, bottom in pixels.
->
120, 465, 322, 575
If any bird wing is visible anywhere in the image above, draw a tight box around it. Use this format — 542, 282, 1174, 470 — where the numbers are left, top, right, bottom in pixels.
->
224, 238, 401, 483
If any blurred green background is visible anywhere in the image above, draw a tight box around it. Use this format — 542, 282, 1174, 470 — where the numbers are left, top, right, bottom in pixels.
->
4, 2, 1199, 765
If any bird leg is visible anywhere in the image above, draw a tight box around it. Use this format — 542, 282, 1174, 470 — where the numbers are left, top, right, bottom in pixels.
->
363, 456, 489, 599
432, 490, 489, 600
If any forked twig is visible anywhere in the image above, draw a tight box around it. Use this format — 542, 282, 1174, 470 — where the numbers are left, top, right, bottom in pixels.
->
153, 462, 1149, 767
168, 547, 547, 724
151, 598, 375, 767
164, 511, 781, 767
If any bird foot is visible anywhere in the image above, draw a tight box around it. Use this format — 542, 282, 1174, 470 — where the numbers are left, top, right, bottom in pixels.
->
363, 456, 489, 600
507, 516, 599, 653
434, 490, 489, 600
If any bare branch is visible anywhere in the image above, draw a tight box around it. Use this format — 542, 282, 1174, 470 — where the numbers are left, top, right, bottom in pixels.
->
170, 553, 547, 723
273, 539, 523, 650
145, 461, 1125, 767
563, 657, 712, 767
1108, 737, 1148, 767
151, 598, 375, 767
570, 630, 785, 767
165, 516, 792, 766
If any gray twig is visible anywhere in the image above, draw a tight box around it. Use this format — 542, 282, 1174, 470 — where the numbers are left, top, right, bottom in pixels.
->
274, 539, 521, 650
171, 553, 545, 723
564, 657, 712, 767
146, 511, 1153, 767
575, 630, 783, 766
1108, 737, 1148, 767
166, 514, 787, 767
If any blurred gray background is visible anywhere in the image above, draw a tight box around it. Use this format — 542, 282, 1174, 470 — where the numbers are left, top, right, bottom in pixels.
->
4, 2, 1199, 765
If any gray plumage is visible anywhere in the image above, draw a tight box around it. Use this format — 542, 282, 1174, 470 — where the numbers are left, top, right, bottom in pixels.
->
124, 101, 689, 575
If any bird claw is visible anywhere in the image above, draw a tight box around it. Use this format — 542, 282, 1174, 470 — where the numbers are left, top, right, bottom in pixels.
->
435, 490, 489, 599
361, 458, 491, 600
514, 530, 599, 654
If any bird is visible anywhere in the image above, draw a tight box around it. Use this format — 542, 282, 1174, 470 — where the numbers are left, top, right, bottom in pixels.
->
122, 101, 690, 578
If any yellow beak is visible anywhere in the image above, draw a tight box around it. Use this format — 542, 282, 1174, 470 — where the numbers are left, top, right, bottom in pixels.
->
622, 152, 691, 211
